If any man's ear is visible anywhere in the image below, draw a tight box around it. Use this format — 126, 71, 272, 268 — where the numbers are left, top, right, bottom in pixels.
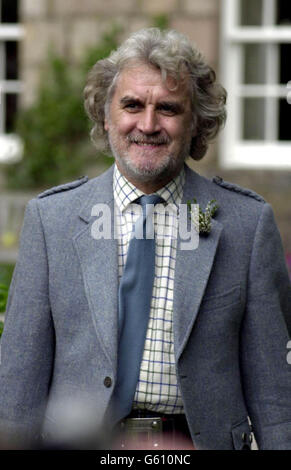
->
104, 118, 109, 132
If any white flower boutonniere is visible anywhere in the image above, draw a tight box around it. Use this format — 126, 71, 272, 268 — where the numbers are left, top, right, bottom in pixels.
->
187, 198, 219, 235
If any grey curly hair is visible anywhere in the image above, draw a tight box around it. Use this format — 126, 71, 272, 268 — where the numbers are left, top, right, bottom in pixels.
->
84, 27, 227, 160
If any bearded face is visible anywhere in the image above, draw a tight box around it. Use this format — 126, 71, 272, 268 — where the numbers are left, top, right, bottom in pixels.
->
104, 64, 195, 190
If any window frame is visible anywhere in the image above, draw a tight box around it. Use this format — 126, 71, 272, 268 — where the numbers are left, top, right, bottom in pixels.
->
219, 0, 291, 169
0, 1, 24, 163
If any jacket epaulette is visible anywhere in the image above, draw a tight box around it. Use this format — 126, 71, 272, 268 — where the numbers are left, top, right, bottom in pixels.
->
37, 176, 89, 199
213, 176, 265, 203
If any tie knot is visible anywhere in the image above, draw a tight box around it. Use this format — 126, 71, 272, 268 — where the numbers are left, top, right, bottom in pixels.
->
133, 195, 164, 239
138, 194, 164, 207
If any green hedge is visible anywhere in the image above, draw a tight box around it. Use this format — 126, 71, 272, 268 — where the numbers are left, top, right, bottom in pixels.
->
4, 26, 120, 190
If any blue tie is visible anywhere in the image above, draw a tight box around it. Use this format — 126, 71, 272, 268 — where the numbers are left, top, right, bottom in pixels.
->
111, 194, 163, 423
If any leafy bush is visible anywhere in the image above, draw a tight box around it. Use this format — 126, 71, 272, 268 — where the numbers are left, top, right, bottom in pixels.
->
0, 284, 8, 313
4, 26, 121, 190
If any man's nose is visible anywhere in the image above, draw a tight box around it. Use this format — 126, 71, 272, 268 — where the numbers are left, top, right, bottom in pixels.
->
137, 107, 161, 134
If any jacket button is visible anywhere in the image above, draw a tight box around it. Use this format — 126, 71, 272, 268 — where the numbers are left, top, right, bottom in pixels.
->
104, 376, 112, 388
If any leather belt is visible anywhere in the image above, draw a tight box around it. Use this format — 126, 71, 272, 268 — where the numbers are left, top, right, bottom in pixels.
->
112, 410, 195, 450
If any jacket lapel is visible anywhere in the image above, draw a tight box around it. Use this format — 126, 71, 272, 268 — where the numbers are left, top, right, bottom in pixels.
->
173, 166, 223, 362
73, 167, 119, 371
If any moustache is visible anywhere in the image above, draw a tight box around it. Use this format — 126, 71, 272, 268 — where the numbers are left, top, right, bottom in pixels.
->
127, 132, 170, 146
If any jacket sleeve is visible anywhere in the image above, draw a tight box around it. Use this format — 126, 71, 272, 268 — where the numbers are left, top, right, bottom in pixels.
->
240, 202, 291, 450
0, 198, 54, 445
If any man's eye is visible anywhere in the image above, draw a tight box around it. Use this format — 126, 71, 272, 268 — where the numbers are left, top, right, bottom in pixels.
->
124, 103, 141, 111
158, 105, 177, 115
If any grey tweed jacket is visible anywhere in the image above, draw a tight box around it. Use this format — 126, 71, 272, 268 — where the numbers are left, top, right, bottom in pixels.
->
0, 164, 291, 449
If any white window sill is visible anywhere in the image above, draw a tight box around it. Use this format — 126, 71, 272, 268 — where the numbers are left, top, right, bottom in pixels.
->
220, 141, 291, 169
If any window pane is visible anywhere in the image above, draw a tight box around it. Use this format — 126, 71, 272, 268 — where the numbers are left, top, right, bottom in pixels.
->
243, 98, 265, 140
277, 0, 291, 25
280, 44, 291, 85
5, 41, 18, 79
5, 93, 18, 132
240, 0, 263, 26
279, 99, 291, 140
1, 0, 18, 23
243, 44, 267, 84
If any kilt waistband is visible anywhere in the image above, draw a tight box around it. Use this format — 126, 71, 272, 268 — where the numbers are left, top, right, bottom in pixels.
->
126, 409, 189, 429
112, 409, 194, 450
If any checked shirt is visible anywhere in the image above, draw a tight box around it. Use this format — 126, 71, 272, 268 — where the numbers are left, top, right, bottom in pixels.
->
113, 164, 185, 414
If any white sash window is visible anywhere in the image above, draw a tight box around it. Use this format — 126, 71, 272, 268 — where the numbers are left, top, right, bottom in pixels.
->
220, 0, 291, 168
0, 0, 23, 163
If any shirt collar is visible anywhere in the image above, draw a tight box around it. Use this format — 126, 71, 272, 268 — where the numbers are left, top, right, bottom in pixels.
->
113, 164, 185, 213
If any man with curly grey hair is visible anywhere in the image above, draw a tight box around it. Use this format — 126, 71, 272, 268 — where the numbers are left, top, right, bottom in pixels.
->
0, 28, 290, 451
84, 27, 226, 174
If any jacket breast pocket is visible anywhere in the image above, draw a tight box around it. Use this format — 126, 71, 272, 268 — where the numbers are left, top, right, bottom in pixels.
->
231, 418, 253, 450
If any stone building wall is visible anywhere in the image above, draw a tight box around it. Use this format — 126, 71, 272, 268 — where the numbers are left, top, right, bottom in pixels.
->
19, 0, 219, 106
18, 0, 291, 254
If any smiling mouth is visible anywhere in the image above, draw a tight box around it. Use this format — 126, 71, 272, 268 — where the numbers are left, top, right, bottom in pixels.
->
133, 142, 164, 146
131, 139, 168, 147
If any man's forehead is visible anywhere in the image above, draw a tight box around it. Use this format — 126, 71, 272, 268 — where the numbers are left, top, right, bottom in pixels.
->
114, 64, 190, 101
